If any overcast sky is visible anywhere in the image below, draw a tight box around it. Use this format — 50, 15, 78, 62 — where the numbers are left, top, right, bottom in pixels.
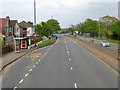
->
0, 0, 119, 28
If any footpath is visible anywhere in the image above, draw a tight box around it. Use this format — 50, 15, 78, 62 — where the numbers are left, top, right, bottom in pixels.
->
67, 35, 119, 73
0, 38, 48, 72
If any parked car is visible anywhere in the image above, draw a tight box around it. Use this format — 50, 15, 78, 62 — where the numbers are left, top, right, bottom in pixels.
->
100, 40, 110, 47
52, 33, 57, 39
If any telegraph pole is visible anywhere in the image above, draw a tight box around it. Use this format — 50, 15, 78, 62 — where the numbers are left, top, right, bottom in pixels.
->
34, 0, 37, 47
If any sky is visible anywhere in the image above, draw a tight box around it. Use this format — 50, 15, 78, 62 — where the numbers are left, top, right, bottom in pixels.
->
0, 0, 119, 28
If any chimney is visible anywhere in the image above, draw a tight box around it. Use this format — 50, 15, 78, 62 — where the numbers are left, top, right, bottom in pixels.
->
6, 16, 9, 19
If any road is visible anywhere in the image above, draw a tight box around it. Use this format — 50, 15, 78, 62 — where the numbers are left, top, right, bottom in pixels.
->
2, 35, 118, 89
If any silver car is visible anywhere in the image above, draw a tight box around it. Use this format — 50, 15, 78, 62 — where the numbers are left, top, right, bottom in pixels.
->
100, 40, 110, 47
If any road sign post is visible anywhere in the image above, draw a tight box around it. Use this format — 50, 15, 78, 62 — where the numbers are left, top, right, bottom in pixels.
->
118, 48, 120, 60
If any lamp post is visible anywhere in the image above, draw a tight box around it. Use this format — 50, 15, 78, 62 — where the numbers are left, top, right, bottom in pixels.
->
51, 15, 57, 34
92, 12, 101, 38
34, 0, 37, 47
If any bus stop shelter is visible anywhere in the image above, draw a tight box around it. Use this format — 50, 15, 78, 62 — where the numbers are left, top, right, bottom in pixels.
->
14, 37, 28, 53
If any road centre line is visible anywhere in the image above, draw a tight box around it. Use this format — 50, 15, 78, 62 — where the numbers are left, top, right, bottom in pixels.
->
25, 73, 28, 77
13, 87, 17, 90
71, 67, 73, 70
67, 51, 69, 54
69, 59, 71, 61
74, 83, 77, 88
29, 69, 33, 72
38, 59, 40, 61
19, 79, 24, 84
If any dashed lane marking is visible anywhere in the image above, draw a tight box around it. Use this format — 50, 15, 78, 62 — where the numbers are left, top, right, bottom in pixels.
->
69, 59, 71, 61
71, 67, 73, 70
19, 79, 24, 84
67, 51, 69, 54
29, 69, 33, 72
74, 83, 77, 88
38, 59, 40, 62
25, 73, 28, 77
13, 87, 17, 90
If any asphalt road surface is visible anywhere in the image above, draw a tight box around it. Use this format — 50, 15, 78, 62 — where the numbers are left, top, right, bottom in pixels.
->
2, 35, 118, 89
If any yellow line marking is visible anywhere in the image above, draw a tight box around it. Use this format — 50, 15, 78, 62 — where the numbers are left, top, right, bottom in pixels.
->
38, 59, 40, 61
36, 56, 39, 57
36, 62, 38, 64
33, 65, 36, 68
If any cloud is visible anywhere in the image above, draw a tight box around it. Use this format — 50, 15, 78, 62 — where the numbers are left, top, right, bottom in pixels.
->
37, 2, 59, 8
59, 0, 88, 8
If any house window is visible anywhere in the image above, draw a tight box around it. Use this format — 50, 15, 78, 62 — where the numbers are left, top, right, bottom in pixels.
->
17, 28, 19, 32
9, 28, 11, 32
6, 27, 8, 33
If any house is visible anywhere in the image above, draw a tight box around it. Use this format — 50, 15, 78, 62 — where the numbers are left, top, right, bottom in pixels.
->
11, 20, 20, 37
0, 16, 13, 42
19, 21, 34, 37
19, 21, 28, 37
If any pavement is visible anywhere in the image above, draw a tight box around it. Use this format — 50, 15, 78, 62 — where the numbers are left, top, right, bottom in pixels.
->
1, 35, 118, 89
0, 37, 50, 72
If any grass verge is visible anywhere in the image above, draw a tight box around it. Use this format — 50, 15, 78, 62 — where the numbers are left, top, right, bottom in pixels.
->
31, 38, 56, 49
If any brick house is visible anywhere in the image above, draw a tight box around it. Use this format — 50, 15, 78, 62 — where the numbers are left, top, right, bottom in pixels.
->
11, 20, 20, 37
0, 16, 13, 42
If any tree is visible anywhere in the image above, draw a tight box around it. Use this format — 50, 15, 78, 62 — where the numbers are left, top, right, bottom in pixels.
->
100, 15, 119, 38
111, 21, 120, 39
0, 33, 4, 47
47, 19, 60, 33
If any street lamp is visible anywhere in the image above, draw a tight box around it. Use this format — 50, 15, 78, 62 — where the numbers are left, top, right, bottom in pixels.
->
91, 12, 101, 38
51, 15, 57, 33
34, 0, 37, 47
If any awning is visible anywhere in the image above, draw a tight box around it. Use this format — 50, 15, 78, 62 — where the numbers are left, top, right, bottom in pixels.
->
14, 37, 28, 40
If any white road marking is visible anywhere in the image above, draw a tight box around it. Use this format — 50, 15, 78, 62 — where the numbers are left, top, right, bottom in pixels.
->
68, 53, 70, 56
19, 79, 24, 84
13, 87, 17, 90
29, 69, 33, 72
25, 73, 28, 77
67, 51, 69, 54
74, 83, 77, 88
69, 59, 71, 61
71, 67, 73, 70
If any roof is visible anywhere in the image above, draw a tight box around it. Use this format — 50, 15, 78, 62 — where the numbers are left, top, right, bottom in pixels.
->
19, 21, 33, 28
0, 18, 9, 36
10, 20, 17, 27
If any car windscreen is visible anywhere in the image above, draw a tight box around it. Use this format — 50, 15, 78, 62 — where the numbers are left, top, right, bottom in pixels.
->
102, 41, 108, 43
